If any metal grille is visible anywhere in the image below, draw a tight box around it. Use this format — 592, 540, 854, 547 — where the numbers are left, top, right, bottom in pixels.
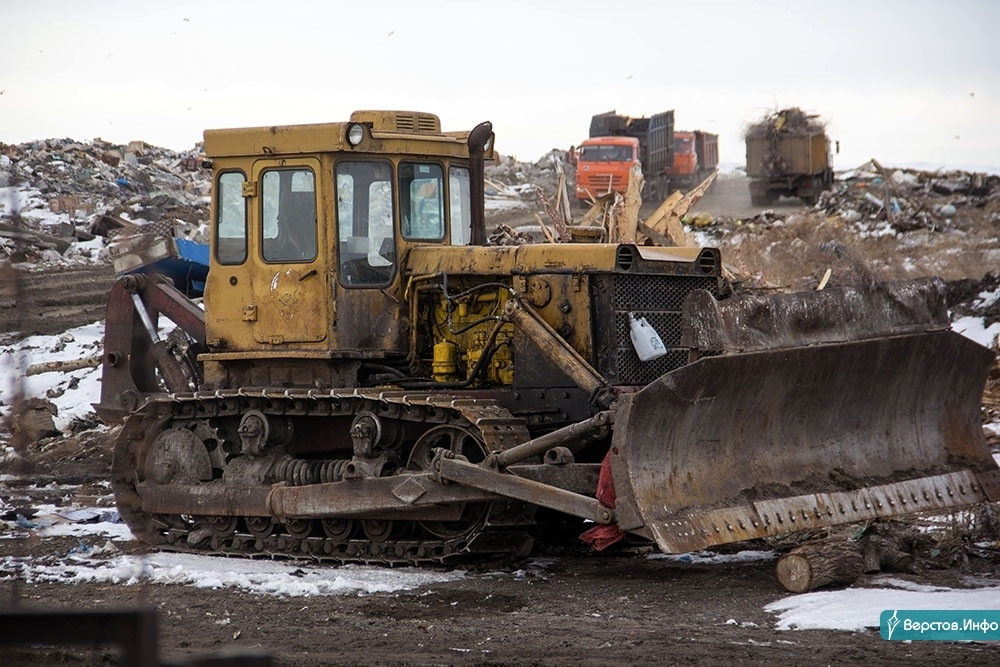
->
616, 348, 690, 385
613, 274, 718, 311
586, 175, 613, 190
611, 274, 720, 385
394, 113, 440, 134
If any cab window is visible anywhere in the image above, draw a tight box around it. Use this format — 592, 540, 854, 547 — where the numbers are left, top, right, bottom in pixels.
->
399, 162, 444, 241
261, 169, 317, 262
215, 171, 247, 264
336, 160, 396, 286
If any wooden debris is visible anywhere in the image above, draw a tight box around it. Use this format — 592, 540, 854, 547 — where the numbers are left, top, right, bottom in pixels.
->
776, 537, 863, 592
536, 187, 570, 242
817, 267, 832, 290
858, 522, 922, 574
636, 221, 673, 246
639, 170, 718, 247
26, 353, 103, 377
555, 160, 574, 225
616, 163, 643, 244
642, 191, 685, 245
577, 193, 617, 229
533, 213, 556, 244
0, 222, 73, 253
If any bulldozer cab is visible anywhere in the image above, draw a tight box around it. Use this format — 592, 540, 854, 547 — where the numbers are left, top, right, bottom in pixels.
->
201, 111, 490, 362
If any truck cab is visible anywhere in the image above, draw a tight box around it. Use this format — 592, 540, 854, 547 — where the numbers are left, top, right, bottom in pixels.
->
573, 136, 640, 204
573, 110, 675, 205
666, 131, 698, 186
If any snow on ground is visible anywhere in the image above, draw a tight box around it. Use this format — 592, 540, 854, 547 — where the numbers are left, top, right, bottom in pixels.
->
0, 320, 105, 430
7, 550, 467, 598
765, 579, 1000, 632
0, 502, 467, 597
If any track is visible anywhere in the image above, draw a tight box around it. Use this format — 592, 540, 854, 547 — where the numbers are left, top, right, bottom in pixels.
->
112, 388, 538, 565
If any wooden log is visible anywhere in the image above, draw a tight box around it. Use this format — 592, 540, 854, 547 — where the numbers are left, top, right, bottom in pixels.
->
776, 538, 863, 592
859, 524, 919, 573
26, 353, 103, 377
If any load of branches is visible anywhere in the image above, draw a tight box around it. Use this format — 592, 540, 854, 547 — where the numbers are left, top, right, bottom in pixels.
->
744, 106, 826, 139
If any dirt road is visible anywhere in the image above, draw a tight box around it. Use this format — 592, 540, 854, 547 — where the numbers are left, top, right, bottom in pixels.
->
689, 172, 807, 219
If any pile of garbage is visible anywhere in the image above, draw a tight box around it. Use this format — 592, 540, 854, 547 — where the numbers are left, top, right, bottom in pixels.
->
0, 137, 210, 265
818, 160, 1000, 233
484, 149, 573, 213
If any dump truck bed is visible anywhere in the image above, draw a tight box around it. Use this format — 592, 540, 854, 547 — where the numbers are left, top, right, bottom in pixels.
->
746, 132, 829, 177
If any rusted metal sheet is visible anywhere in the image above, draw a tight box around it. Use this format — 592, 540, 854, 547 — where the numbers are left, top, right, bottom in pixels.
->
681, 278, 951, 354
610, 327, 998, 553
646, 472, 992, 553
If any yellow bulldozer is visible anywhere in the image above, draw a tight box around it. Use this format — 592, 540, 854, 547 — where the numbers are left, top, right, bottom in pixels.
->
96, 111, 1000, 563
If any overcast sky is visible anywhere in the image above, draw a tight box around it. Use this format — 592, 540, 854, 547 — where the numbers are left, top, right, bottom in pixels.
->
2, 0, 997, 171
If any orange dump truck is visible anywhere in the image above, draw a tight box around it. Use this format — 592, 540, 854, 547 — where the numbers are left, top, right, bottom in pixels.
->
573, 110, 675, 204
573, 111, 716, 205
665, 130, 719, 189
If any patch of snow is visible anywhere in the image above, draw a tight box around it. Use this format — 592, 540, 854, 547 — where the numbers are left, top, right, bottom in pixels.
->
952, 315, 1000, 348
0, 321, 106, 429
765, 583, 1000, 632
2, 551, 466, 597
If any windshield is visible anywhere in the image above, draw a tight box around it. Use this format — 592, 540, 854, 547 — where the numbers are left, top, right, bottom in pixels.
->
675, 137, 694, 153
579, 144, 632, 162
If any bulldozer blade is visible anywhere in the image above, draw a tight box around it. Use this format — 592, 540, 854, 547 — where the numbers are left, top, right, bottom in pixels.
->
608, 329, 1000, 554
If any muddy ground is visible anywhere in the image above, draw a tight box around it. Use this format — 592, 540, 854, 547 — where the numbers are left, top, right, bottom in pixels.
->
3, 174, 1000, 665
3, 542, 999, 667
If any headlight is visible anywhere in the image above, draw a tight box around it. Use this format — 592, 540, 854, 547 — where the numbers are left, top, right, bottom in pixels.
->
346, 123, 365, 146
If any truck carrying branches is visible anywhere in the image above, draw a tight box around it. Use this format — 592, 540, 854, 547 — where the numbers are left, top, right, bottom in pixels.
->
745, 107, 834, 206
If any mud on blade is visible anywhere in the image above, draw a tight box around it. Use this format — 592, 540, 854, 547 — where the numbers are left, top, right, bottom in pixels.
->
608, 281, 1000, 553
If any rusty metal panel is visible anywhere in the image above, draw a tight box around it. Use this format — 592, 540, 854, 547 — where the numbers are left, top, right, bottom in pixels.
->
334, 286, 407, 354
646, 472, 992, 553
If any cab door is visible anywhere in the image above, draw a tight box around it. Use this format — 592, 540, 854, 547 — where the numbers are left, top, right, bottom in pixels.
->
333, 159, 406, 354
250, 159, 329, 345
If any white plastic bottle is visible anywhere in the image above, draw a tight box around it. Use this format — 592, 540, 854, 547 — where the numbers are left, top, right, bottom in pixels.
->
628, 312, 667, 361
